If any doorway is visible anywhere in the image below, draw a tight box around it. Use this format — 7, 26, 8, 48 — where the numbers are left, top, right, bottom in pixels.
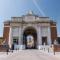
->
42, 37, 47, 45
23, 27, 37, 49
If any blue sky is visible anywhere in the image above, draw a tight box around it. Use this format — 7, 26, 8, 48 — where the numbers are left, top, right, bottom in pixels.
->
0, 0, 60, 36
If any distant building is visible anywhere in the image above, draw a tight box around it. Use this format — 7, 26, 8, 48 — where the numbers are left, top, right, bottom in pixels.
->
3, 11, 57, 49
0, 37, 3, 45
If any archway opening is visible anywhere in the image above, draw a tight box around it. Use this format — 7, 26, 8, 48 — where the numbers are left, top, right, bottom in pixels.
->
23, 27, 37, 49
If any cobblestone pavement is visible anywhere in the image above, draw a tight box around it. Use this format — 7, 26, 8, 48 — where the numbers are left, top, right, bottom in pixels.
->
0, 50, 60, 60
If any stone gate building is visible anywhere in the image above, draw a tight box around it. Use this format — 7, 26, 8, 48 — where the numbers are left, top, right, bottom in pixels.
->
3, 11, 57, 49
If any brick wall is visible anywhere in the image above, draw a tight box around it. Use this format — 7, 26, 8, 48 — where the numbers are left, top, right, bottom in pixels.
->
0, 45, 8, 52
3, 23, 10, 45
54, 45, 60, 52
50, 22, 57, 44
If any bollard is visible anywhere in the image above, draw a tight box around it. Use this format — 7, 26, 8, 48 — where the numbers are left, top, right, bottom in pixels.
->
44, 48, 45, 51
54, 50, 55, 55
6, 49, 9, 55
12, 50, 13, 53
48, 48, 49, 53
54, 45, 55, 55
54, 48, 55, 55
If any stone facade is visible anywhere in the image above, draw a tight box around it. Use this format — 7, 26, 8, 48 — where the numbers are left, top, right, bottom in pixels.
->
3, 11, 57, 49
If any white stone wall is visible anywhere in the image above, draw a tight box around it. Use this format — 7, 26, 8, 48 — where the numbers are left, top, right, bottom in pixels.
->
41, 26, 51, 45
12, 27, 19, 37
12, 26, 23, 45
36, 24, 42, 45
35, 23, 51, 45
23, 16, 36, 22
9, 23, 51, 49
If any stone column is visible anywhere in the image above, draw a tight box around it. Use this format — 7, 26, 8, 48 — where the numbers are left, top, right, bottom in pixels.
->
47, 27, 51, 45
19, 25, 25, 49
37, 27, 42, 45
37, 26, 42, 49
9, 27, 12, 48
19, 27, 22, 45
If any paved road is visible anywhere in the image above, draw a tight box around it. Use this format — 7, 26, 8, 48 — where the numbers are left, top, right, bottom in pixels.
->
0, 50, 60, 60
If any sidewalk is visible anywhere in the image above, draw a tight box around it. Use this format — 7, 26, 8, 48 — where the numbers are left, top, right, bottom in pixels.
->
0, 50, 60, 60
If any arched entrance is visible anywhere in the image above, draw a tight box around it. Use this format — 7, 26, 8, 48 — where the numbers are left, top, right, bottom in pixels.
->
23, 27, 37, 49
